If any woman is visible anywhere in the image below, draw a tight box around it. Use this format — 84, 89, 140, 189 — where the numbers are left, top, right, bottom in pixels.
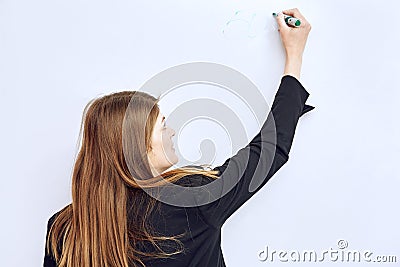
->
44, 8, 313, 267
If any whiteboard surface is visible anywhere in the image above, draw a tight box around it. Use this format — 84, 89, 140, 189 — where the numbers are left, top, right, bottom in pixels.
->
1, 0, 399, 266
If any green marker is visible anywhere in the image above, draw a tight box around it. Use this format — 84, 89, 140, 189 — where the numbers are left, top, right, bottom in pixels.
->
272, 12, 301, 27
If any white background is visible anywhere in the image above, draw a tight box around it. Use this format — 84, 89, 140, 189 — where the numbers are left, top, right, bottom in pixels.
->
1, 0, 399, 266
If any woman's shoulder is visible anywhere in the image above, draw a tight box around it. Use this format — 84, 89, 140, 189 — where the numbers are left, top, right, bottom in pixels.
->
45, 206, 70, 262
174, 165, 217, 187
48, 210, 61, 224
46, 205, 71, 233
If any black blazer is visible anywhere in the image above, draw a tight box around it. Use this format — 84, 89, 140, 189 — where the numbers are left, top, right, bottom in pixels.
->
44, 75, 314, 266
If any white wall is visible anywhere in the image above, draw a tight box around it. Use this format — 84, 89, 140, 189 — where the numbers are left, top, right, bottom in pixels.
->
1, 0, 399, 266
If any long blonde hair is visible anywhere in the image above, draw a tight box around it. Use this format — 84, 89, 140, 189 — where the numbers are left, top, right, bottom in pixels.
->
46, 91, 219, 266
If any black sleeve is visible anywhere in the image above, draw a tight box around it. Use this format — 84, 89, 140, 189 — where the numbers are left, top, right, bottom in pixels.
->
43, 214, 59, 267
195, 75, 314, 228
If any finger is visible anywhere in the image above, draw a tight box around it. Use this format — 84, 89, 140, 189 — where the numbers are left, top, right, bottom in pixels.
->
282, 8, 309, 26
275, 12, 289, 31
283, 9, 311, 29
282, 8, 304, 20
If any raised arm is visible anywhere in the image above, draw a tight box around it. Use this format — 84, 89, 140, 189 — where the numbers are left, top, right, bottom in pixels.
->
192, 8, 314, 228
194, 74, 314, 227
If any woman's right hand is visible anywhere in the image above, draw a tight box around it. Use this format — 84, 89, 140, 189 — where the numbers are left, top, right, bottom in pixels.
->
276, 8, 312, 58
275, 8, 312, 80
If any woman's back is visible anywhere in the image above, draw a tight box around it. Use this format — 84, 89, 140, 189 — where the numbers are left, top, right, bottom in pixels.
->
138, 174, 226, 266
